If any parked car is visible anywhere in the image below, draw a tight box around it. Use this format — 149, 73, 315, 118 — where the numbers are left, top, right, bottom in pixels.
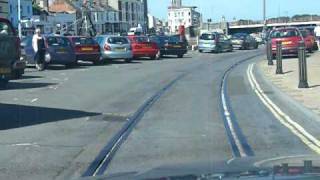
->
127, 35, 160, 60
269, 27, 303, 58
68, 36, 101, 64
250, 33, 264, 44
21, 35, 77, 68
299, 29, 315, 53
198, 32, 233, 53
95, 35, 133, 63
0, 18, 25, 87
149, 35, 188, 58
231, 33, 258, 50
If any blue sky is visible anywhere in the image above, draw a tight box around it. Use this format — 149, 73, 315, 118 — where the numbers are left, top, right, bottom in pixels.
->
149, 0, 320, 22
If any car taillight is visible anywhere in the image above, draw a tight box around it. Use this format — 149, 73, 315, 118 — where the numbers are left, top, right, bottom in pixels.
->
94, 45, 100, 52
104, 44, 111, 51
75, 46, 82, 52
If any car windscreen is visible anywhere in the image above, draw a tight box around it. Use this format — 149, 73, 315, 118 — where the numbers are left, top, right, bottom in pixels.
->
134, 36, 149, 43
73, 37, 96, 45
200, 34, 216, 40
168, 35, 181, 43
107, 37, 129, 44
47, 37, 70, 47
270, 29, 300, 38
232, 33, 247, 39
299, 30, 308, 37
0, 21, 14, 36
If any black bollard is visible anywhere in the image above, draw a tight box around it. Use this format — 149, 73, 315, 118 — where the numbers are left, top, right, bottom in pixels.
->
276, 41, 283, 74
298, 41, 309, 88
267, 40, 273, 65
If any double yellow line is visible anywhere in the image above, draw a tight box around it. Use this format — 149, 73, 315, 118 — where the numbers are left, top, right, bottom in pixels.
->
247, 64, 320, 154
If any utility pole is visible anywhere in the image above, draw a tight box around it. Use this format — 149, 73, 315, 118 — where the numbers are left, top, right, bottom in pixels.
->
18, 0, 22, 38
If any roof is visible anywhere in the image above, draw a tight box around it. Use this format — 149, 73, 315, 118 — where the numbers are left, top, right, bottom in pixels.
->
49, 0, 78, 13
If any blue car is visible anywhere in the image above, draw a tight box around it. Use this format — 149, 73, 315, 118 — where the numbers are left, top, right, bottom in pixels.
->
21, 35, 77, 68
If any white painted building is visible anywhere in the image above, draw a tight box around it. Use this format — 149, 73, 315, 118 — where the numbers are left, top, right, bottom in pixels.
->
148, 13, 156, 29
8, 0, 33, 28
167, 0, 202, 33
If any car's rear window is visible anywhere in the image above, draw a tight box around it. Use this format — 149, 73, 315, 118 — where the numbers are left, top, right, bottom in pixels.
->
134, 36, 149, 43
200, 34, 216, 40
232, 33, 247, 39
270, 29, 300, 38
0, 21, 14, 36
73, 37, 96, 45
168, 35, 181, 42
47, 37, 70, 47
107, 37, 129, 44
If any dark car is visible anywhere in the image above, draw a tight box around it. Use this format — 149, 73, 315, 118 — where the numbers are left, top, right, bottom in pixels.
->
0, 18, 25, 87
149, 35, 188, 58
21, 35, 77, 68
231, 33, 258, 50
198, 32, 233, 53
68, 36, 101, 65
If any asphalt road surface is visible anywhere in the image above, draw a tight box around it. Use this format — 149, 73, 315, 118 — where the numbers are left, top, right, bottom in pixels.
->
0, 48, 319, 180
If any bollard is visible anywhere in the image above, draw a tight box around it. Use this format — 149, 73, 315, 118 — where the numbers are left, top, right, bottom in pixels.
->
267, 40, 273, 65
298, 41, 309, 88
276, 41, 283, 74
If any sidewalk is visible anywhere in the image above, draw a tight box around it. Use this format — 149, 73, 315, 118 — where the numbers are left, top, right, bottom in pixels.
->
258, 52, 320, 116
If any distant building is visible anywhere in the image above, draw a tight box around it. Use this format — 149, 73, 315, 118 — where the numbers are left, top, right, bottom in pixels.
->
148, 13, 156, 29
167, 0, 202, 33
8, 0, 33, 28
35, 0, 49, 11
0, 0, 8, 18
108, 0, 146, 32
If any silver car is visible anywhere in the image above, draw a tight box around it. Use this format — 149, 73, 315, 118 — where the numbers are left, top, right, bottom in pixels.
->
95, 35, 133, 63
198, 32, 233, 53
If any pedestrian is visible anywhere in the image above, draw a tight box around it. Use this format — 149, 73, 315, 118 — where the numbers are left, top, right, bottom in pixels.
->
32, 28, 46, 71
314, 24, 320, 51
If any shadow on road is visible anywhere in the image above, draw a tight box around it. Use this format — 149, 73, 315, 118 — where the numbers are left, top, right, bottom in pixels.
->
0, 103, 101, 130
5, 82, 57, 90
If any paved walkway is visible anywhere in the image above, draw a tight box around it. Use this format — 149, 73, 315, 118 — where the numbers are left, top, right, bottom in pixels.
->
258, 52, 320, 116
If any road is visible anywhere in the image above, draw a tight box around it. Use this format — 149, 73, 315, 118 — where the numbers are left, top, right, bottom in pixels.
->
0, 48, 319, 180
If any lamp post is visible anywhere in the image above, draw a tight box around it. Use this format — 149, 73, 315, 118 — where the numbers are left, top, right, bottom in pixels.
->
18, 0, 22, 38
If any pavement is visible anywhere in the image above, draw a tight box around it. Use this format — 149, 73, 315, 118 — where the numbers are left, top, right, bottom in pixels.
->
1, 48, 320, 180
258, 52, 320, 116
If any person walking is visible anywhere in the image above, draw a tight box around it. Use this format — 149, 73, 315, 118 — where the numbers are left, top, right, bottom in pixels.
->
32, 28, 46, 71
314, 24, 320, 51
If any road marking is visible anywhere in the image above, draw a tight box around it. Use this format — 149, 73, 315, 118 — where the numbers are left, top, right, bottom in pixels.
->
30, 98, 38, 103
221, 82, 247, 157
11, 143, 39, 147
247, 64, 320, 154
254, 154, 313, 167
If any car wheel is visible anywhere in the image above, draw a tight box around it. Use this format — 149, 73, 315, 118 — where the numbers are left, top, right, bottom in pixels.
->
0, 78, 8, 89
150, 55, 157, 60
12, 70, 23, 79
125, 58, 133, 63
177, 54, 184, 58
65, 62, 78, 69
308, 48, 313, 53
199, 50, 203, 53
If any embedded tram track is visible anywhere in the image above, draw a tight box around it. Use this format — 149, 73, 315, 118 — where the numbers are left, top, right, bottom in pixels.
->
82, 51, 264, 177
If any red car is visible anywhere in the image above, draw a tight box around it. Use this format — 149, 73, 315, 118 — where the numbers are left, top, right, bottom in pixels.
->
300, 29, 315, 53
127, 35, 160, 60
269, 27, 303, 58
68, 36, 101, 65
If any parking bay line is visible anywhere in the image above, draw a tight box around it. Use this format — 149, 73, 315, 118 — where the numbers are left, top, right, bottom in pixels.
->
247, 64, 320, 154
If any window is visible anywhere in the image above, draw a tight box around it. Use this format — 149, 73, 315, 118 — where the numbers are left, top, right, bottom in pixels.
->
0, 21, 14, 36
189, 12, 191, 16
27, 6, 30, 14
9, 5, 12, 13
107, 37, 129, 44
181, 12, 184, 16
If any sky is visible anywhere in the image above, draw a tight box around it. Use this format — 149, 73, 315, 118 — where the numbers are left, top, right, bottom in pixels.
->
149, 0, 320, 22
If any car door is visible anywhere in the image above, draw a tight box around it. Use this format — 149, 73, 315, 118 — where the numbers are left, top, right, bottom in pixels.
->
217, 34, 226, 50
22, 36, 36, 64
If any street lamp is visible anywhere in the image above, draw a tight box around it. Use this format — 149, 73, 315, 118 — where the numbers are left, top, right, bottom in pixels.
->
18, 0, 22, 38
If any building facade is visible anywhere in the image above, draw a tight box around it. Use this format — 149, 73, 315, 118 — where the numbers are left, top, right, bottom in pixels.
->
167, 0, 202, 33
8, 0, 33, 28
0, 0, 8, 18
108, 0, 145, 32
